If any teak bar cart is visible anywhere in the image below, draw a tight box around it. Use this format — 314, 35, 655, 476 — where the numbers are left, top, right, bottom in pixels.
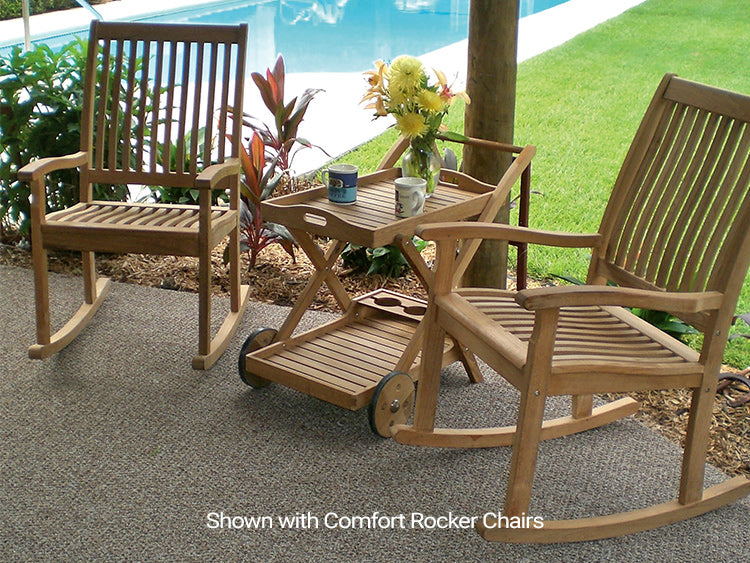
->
237, 146, 534, 436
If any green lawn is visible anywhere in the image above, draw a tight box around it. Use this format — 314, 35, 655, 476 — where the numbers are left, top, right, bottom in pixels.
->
341, 0, 750, 367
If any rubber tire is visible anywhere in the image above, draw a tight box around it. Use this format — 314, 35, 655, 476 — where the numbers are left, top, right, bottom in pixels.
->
368, 371, 415, 438
238, 327, 277, 388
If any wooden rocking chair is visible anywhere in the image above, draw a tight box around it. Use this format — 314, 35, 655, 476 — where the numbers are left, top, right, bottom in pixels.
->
392, 74, 750, 542
19, 21, 250, 369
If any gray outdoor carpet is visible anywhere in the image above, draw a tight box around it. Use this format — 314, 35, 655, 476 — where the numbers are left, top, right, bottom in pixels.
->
1, 263, 748, 562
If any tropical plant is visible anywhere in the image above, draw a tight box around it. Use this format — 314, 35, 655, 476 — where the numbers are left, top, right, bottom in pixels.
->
239, 54, 325, 186
0, 1, 80, 21
225, 54, 326, 269
0, 39, 132, 241
229, 131, 296, 269
341, 237, 429, 278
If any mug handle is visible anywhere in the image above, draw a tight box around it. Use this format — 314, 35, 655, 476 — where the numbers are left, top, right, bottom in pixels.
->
412, 188, 425, 213
321, 170, 329, 186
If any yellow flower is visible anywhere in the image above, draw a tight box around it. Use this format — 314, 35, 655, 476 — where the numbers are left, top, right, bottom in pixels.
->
389, 55, 424, 95
364, 95, 388, 116
417, 89, 446, 113
395, 112, 428, 139
388, 86, 407, 108
364, 60, 388, 89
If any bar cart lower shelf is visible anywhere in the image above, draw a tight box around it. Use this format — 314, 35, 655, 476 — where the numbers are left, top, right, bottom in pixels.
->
239, 288, 463, 436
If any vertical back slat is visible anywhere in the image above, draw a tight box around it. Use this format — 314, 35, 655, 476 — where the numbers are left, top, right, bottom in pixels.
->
107, 39, 125, 171
617, 104, 687, 268
666, 120, 741, 291
162, 42, 178, 172
176, 40, 192, 175
631, 106, 705, 278
94, 38, 111, 170
231, 33, 246, 160
600, 75, 750, 312
120, 39, 138, 172
654, 114, 732, 289
706, 153, 750, 291
611, 103, 680, 267
203, 43, 218, 167
602, 99, 675, 262
216, 42, 232, 162
135, 40, 151, 173
645, 111, 720, 283
189, 42, 205, 175
149, 41, 164, 173
84, 22, 246, 183
682, 123, 750, 291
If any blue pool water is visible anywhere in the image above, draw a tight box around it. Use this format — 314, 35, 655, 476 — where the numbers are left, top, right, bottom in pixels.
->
3, 0, 570, 71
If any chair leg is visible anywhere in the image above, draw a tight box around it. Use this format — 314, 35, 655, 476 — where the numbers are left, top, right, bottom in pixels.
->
503, 385, 548, 517
196, 242, 212, 360
481, 308, 558, 539
228, 222, 241, 313
411, 303, 447, 432
82, 251, 96, 305
679, 382, 715, 504
191, 237, 250, 370
453, 338, 484, 383
32, 240, 51, 347
28, 246, 110, 359
571, 394, 593, 419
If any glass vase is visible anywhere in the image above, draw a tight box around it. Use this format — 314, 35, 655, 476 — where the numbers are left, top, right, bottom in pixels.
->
402, 144, 441, 197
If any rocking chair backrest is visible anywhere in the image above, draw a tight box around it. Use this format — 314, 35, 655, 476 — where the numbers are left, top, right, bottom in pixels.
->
79, 21, 247, 191
592, 74, 750, 330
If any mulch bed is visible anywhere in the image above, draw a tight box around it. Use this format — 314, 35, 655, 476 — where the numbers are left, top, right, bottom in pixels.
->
1, 240, 748, 477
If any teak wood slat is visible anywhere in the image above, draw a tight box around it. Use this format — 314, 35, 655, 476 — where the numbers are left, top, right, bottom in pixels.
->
18, 21, 250, 369
392, 74, 750, 543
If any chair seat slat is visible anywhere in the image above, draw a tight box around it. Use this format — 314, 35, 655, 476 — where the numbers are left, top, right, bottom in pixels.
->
462, 292, 697, 369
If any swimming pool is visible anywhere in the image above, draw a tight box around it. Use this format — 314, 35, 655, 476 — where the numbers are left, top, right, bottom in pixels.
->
2, 0, 570, 72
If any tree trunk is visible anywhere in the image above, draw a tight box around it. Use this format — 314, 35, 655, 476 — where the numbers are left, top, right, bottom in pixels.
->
462, 0, 519, 288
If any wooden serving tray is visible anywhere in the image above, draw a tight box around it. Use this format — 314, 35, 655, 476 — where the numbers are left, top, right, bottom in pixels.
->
261, 167, 495, 248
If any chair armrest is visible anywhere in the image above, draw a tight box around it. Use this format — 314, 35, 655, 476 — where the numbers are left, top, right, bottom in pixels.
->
195, 158, 241, 190
515, 285, 724, 314
416, 222, 602, 249
17, 151, 88, 182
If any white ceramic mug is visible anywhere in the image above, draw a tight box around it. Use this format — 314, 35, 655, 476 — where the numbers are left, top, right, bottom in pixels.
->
394, 177, 426, 218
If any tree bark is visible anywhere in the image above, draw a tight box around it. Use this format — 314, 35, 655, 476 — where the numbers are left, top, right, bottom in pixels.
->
462, 0, 519, 288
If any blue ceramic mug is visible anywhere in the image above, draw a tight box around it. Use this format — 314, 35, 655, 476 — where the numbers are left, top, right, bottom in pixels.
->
322, 164, 358, 204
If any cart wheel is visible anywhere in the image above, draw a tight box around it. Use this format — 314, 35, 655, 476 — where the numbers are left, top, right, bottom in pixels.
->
368, 371, 415, 438
238, 328, 277, 388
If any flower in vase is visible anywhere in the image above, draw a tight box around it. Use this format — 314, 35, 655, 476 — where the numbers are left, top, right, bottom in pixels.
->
395, 111, 429, 140
361, 56, 469, 193
361, 55, 469, 145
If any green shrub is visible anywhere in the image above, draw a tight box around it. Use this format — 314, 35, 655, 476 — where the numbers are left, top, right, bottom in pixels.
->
0, 39, 133, 240
0, 2, 80, 21
341, 238, 429, 278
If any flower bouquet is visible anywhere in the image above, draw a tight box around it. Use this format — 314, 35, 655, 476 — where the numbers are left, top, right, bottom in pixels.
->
361, 55, 469, 195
